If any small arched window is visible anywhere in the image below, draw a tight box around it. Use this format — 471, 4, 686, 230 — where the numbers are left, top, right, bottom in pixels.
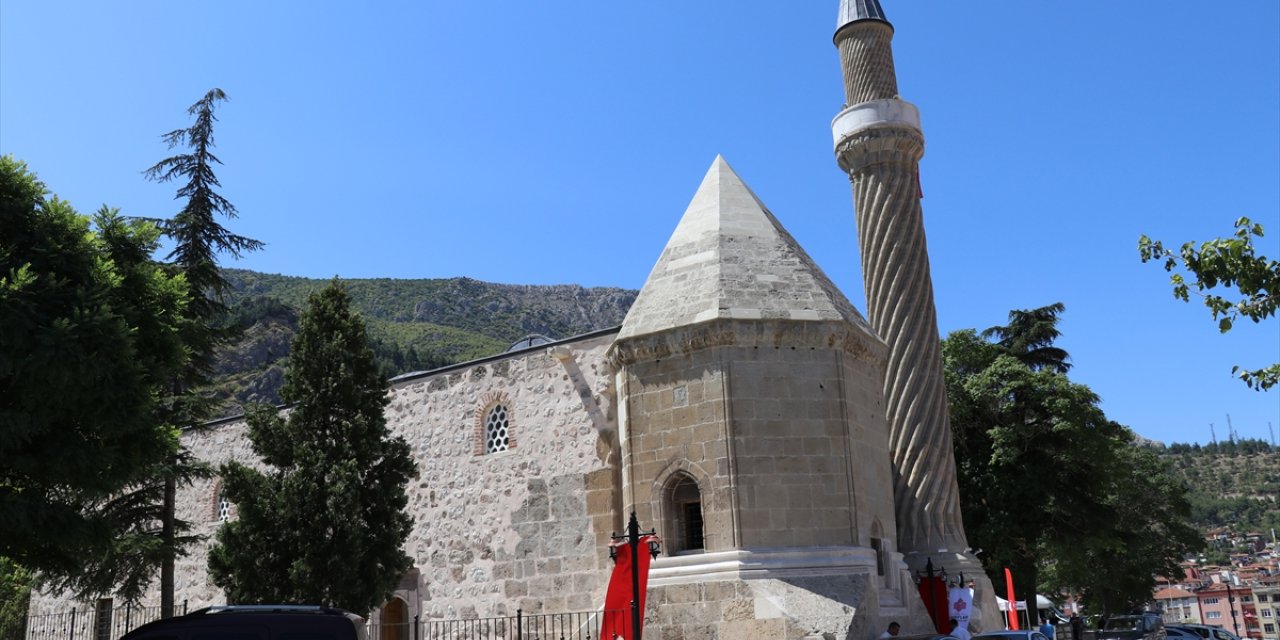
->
473, 392, 517, 456
667, 475, 704, 554
217, 486, 232, 522
484, 404, 511, 454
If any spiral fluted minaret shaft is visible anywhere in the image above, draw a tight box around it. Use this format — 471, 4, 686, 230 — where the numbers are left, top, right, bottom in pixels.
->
832, 16, 968, 557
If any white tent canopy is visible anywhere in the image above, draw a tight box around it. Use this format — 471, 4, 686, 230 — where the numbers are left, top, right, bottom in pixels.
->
996, 595, 1057, 612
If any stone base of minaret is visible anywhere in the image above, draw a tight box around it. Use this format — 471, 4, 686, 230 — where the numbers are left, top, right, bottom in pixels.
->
900, 551, 1003, 633
643, 548, 936, 640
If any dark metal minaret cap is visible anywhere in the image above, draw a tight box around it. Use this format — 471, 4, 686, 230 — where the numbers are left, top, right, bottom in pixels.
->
836, 0, 892, 38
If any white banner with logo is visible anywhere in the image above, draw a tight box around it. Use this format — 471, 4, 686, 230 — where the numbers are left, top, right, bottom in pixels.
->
950, 587, 974, 630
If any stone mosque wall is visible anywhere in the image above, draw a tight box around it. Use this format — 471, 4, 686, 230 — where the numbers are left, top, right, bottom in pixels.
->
27, 330, 626, 622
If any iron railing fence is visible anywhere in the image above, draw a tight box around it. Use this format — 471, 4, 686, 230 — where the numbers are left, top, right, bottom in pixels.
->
16, 607, 626, 640
419, 609, 629, 640
18, 603, 186, 640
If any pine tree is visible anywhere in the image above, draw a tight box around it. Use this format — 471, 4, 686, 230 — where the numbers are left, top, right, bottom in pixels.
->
209, 282, 417, 612
141, 88, 263, 615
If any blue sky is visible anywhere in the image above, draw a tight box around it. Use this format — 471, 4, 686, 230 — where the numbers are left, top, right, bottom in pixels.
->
2, 1, 1277, 448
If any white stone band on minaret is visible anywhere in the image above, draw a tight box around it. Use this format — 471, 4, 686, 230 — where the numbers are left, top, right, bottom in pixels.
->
831, 99, 921, 149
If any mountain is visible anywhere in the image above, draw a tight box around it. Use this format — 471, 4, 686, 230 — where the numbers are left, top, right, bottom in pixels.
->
209, 269, 636, 415
1158, 440, 1280, 534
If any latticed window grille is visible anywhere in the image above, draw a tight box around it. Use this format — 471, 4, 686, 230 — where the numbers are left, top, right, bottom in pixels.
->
485, 404, 510, 454
217, 488, 232, 522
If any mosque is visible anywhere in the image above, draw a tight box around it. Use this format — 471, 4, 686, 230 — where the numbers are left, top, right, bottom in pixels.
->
34, 2, 999, 638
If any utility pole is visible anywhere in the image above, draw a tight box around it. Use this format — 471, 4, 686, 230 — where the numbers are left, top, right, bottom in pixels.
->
1268, 422, 1275, 448
1225, 582, 1241, 638
1210, 423, 1217, 446
1226, 414, 1235, 444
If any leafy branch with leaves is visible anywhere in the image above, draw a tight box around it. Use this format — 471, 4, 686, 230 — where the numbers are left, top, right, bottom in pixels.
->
1139, 217, 1279, 390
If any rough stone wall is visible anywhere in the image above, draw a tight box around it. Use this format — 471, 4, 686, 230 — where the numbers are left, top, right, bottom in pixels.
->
28, 332, 623, 621
390, 332, 620, 620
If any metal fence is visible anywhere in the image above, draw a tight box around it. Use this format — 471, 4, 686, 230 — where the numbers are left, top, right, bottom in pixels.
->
13, 607, 623, 640
15, 603, 186, 640
418, 609, 628, 640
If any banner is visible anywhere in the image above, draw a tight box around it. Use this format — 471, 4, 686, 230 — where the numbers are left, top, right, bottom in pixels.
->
949, 586, 974, 632
1005, 568, 1019, 630
600, 535, 656, 640
918, 576, 949, 633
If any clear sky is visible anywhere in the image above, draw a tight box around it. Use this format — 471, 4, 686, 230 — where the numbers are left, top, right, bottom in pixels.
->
2, 1, 1277, 448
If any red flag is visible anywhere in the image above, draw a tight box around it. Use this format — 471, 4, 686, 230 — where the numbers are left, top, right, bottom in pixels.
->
1005, 568, 1019, 630
917, 576, 948, 633
600, 536, 655, 640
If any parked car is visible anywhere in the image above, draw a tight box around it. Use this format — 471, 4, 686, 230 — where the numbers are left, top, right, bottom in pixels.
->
1165, 627, 1200, 640
1097, 614, 1166, 640
895, 634, 961, 640
974, 630, 1053, 640
120, 605, 368, 640
1166, 625, 1241, 640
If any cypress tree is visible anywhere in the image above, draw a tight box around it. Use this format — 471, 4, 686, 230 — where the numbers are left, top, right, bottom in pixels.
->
209, 281, 417, 612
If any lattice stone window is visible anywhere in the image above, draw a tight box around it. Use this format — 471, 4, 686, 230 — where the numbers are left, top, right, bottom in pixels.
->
216, 485, 232, 522
474, 392, 516, 455
485, 404, 511, 454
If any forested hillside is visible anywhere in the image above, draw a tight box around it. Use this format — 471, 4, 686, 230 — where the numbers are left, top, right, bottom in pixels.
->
209, 269, 636, 415
1159, 439, 1280, 534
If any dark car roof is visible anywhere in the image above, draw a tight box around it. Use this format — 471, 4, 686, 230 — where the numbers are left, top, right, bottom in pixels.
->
121, 605, 366, 640
975, 632, 1051, 640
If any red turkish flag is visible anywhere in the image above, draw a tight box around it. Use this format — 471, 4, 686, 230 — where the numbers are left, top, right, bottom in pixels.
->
600, 536, 656, 640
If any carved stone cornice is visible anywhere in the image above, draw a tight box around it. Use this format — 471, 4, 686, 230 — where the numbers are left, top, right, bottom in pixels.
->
835, 126, 924, 174
606, 317, 887, 370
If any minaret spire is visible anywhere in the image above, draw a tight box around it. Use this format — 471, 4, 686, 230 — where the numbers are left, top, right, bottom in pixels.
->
830, 1, 999, 630
836, 0, 891, 33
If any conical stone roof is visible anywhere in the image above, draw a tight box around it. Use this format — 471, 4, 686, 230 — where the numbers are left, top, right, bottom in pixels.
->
617, 156, 874, 341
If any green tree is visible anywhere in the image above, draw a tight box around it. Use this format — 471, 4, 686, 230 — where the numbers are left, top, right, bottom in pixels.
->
944, 327, 1118, 623
143, 88, 263, 616
0, 558, 33, 640
1041, 442, 1201, 615
0, 156, 187, 579
945, 303, 1200, 618
208, 282, 417, 612
980, 302, 1072, 374
1139, 218, 1280, 390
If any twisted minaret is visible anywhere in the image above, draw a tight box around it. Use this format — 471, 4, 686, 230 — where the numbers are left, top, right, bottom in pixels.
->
831, 0, 968, 567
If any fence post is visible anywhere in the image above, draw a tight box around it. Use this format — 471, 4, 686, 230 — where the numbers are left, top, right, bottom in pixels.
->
68, 608, 76, 640
182, 601, 188, 616
516, 609, 522, 640
412, 615, 419, 640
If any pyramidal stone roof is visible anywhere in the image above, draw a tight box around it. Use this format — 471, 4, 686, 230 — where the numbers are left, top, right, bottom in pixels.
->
617, 155, 873, 341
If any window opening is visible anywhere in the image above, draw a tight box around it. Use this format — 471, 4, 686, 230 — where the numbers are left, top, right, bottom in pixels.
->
217, 486, 232, 522
669, 476, 703, 553
871, 538, 886, 576
485, 404, 510, 454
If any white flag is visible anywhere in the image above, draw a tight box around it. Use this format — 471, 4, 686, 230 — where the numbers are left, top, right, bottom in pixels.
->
950, 587, 974, 630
